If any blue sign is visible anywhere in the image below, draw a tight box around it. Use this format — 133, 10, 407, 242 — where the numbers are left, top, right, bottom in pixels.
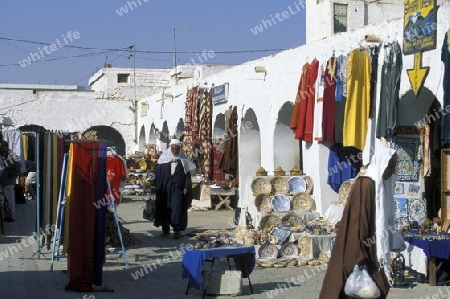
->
211, 83, 229, 105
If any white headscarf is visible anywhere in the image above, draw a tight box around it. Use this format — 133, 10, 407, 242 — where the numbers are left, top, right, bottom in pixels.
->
157, 144, 196, 174
363, 144, 399, 284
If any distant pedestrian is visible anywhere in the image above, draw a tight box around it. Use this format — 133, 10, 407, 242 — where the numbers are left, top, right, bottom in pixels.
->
0, 141, 22, 222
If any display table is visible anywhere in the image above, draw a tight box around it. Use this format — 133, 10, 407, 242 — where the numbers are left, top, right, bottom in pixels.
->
289, 232, 336, 259
182, 245, 255, 296
404, 233, 450, 286
209, 187, 236, 210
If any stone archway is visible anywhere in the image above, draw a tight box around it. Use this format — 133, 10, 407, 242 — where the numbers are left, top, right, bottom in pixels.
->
81, 126, 126, 156
274, 101, 299, 172
240, 108, 261, 180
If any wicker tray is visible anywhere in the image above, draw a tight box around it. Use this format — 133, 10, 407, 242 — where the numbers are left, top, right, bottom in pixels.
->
292, 193, 312, 211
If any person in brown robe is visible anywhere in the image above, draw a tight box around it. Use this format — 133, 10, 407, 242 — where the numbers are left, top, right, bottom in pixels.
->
319, 146, 397, 299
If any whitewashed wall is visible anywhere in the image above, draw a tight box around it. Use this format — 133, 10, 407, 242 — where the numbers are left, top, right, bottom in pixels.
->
139, 1, 450, 216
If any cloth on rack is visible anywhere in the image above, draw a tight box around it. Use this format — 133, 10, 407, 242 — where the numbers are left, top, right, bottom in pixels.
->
220, 106, 238, 175
343, 49, 372, 151
322, 57, 337, 143
65, 142, 102, 292
376, 41, 402, 139
198, 90, 213, 180
94, 143, 107, 286
182, 86, 199, 159
327, 143, 361, 192
369, 45, 380, 118
290, 63, 310, 132
442, 30, 450, 145
314, 64, 325, 142
106, 155, 127, 205
3, 129, 26, 174
295, 59, 319, 142
217, 106, 233, 154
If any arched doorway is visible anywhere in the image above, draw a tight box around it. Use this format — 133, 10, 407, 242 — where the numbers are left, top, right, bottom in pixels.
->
175, 118, 184, 139
139, 125, 146, 152
274, 102, 299, 172
240, 108, 261, 182
81, 126, 126, 156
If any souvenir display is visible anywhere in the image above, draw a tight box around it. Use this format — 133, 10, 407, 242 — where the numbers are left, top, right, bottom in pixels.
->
259, 215, 281, 230
281, 212, 304, 226
256, 167, 268, 176
303, 175, 314, 194
271, 177, 290, 194
288, 176, 307, 194
280, 242, 299, 258
251, 178, 272, 194
297, 235, 311, 259
274, 167, 286, 176
271, 194, 291, 211
289, 166, 302, 176
255, 194, 273, 213
137, 159, 147, 170
292, 193, 312, 211
408, 198, 427, 225
258, 244, 279, 259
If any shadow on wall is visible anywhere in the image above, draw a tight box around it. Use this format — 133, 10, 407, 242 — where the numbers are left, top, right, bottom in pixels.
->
82, 125, 126, 156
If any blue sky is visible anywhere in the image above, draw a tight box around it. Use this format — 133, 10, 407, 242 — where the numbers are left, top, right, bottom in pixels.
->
0, 0, 306, 87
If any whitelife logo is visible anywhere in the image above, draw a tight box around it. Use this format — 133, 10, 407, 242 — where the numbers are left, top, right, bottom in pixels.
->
18, 31, 81, 68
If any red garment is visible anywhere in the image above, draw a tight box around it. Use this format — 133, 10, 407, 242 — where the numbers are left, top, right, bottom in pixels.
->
106, 155, 126, 204
65, 142, 99, 292
294, 63, 311, 139
212, 140, 226, 181
322, 57, 337, 143
296, 59, 319, 142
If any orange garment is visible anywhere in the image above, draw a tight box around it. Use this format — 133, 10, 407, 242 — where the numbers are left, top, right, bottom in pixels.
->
343, 49, 372, 151
296, 59, 319, 141
290, 63, 310, 133
295, 62, 311, 139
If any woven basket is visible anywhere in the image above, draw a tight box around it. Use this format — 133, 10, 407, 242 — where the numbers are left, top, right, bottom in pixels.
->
292, 193, 312, 211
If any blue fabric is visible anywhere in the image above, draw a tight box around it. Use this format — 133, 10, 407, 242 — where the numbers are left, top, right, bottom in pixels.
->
182, 245, 255, 290
404, 233, 450, 259
327, 143, 361, 192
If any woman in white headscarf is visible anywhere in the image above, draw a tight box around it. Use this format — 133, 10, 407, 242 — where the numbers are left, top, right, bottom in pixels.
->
320, 145, 399, 299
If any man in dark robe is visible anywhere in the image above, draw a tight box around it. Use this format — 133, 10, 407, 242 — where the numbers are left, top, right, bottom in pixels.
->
320, 146, 398, 299
154, 139, 195, 239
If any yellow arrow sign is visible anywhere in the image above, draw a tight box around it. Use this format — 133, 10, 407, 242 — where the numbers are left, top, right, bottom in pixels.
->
407, 52, 430, 96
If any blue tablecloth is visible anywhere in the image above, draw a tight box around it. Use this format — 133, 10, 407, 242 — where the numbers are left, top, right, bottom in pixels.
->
182, 245, 255, 290
404, 233, 450, 260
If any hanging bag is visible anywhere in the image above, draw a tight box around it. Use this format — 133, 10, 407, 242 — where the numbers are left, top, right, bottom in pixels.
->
142, 194, 155, 221
344, 265, 381, 298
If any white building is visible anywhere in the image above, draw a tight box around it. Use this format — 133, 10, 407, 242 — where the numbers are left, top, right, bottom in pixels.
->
1, 0, 449, 222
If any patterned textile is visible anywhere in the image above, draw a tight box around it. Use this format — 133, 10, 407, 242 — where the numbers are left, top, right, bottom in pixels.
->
182, 87, 198, 158
191, 86, 200, 140
212, 139, 225, 181
393, 136, 421, 181
198, 90, 212, 179
408, 198, 427, 225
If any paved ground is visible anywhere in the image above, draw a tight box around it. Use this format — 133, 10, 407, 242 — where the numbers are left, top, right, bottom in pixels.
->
1, 197, 449, 299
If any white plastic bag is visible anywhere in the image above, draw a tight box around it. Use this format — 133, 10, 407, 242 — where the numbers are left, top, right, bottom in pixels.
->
344, 265, 381, 298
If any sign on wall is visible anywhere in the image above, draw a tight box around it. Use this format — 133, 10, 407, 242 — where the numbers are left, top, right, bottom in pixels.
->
211, 83, 229, 105
403, 0, 437, 54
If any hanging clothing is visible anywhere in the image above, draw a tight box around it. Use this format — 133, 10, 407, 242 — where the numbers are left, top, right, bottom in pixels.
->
182, 87, 197, 158
320, 146, 398, 299
198, 90, 213, 179
376, 42, 402, 139
296, 59, 319, 142
106, 155, 127, 205
343, 49, 372, 151
442, 30, 450, 144
326, 143, 361, 192
212, 140, 226, 181
322, 57, 337, 143
65, 142, 102, 292
314, 65, 325, 142
3, 129, 26, 174
369, 45, 380, 118
335, 55, 347, 103
220, 106, 238, 176
290, 63, 310, 131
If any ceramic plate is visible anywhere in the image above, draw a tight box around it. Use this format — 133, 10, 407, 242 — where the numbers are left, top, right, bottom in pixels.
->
303, 175, 313, 194
251, 178, 272, 194
255, 194, 273, 213
258, 244, 279, 259
271, 194, 291, 211
270, 177, 289, 194
281, 242, 299, 258
281, 212, 304, 226
259, 215, 281, 230
292, 193, 312, 211
288, 176, 307, 194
